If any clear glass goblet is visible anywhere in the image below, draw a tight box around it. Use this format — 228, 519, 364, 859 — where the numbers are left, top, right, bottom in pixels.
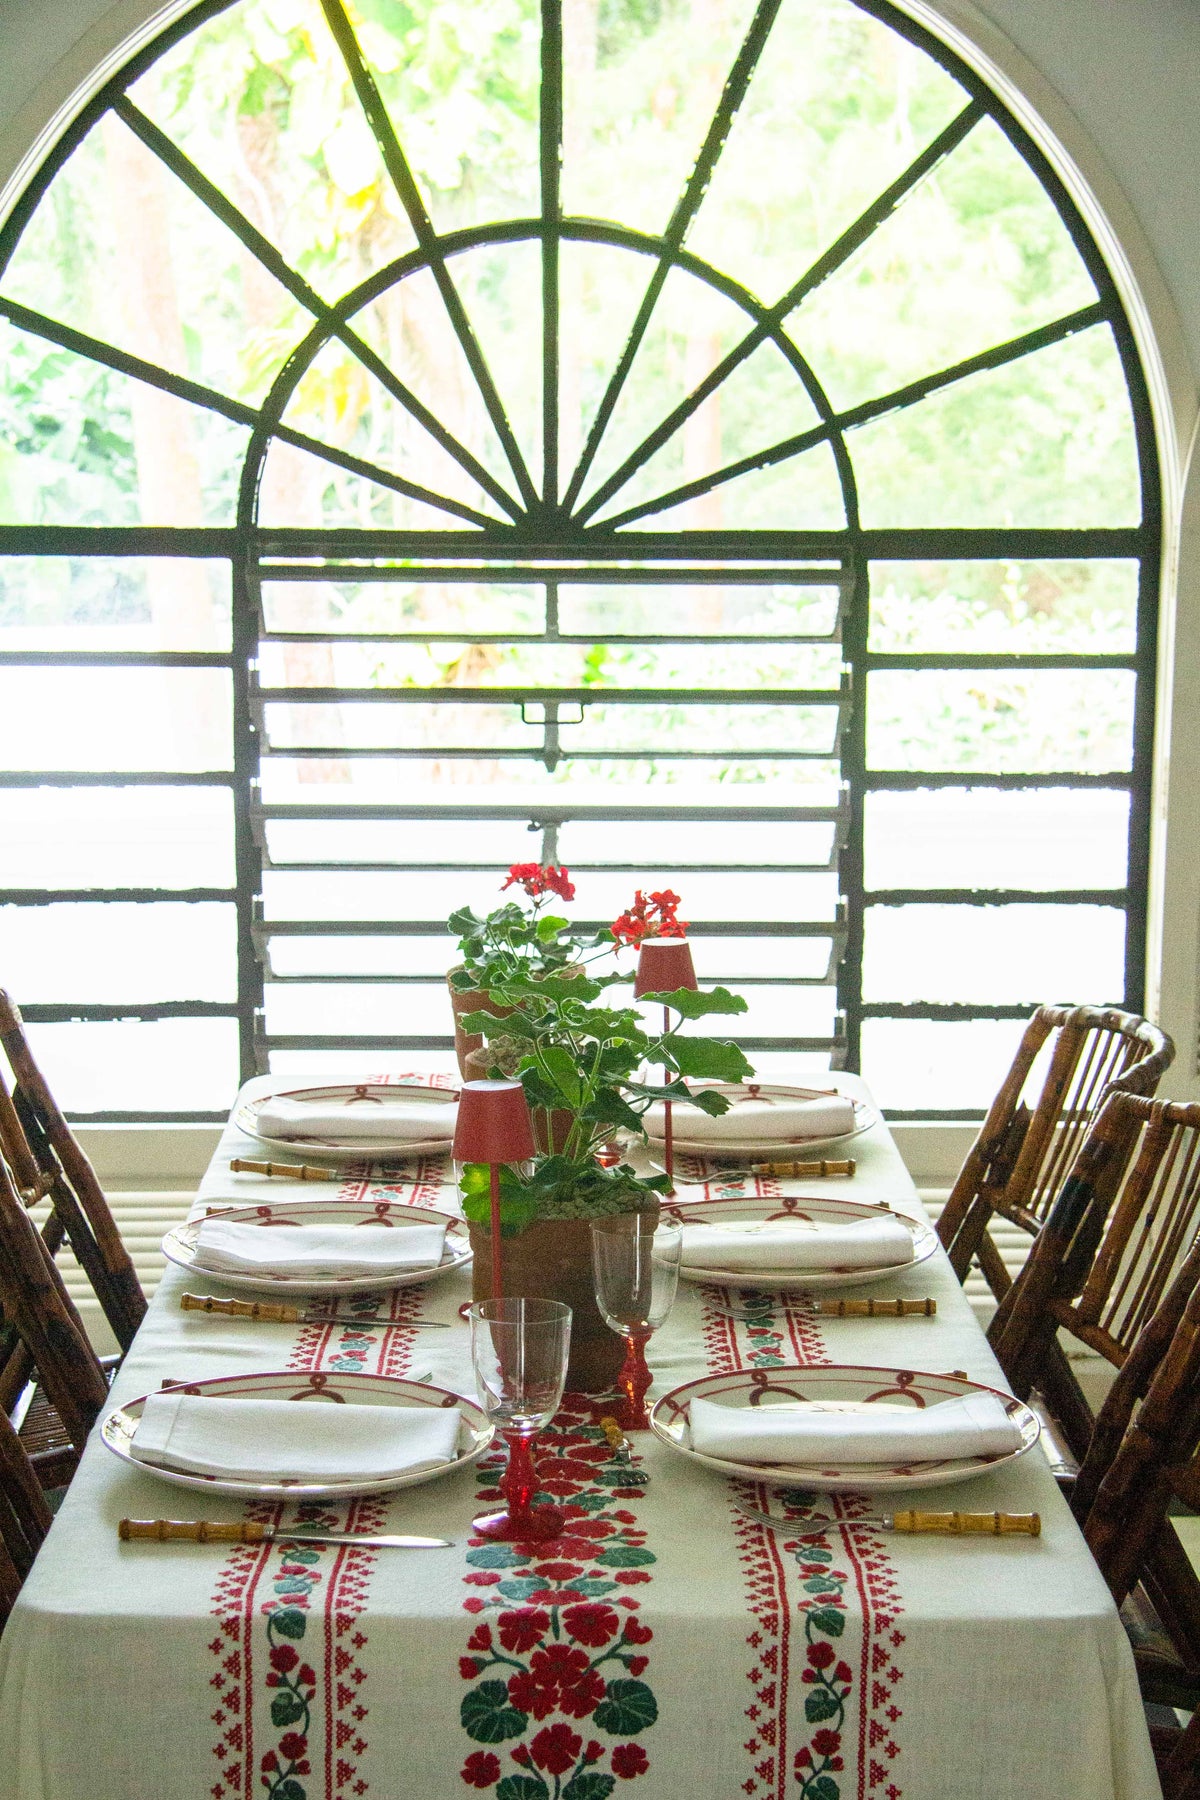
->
469, 1297, 572, 1542
590, 1213, 683, 1431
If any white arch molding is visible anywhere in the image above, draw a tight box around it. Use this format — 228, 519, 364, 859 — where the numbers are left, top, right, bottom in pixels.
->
0, 0, 1196, 1146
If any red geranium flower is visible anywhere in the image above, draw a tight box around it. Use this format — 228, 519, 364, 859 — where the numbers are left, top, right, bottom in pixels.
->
461, 1751, 501, 1788
612, 1743, 650, 1778
610, 888, 688, 948
562, 1603, 620, 1647
530, 1724, 583, 1776
498, 1608, 550, 1654
622, 1618, 653, 1646
501, 863, 575, 902
509, 1645, 606, 1721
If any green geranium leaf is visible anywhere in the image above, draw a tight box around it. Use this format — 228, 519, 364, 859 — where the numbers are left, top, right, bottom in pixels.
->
681, 1088, 732, 1117
647, 985, 748, 1018
496, 1778, 550, 1800
272, 1608, 307, 1641
460, 1679, 528, 1744
804, 1689, 842, 1724
271, 1691, 307, 1728
808, 1606, 846, 1637
536, 914, 569, 941
537, 1044, 584, 1105
593, 1677, 658, 1735
667, 1037, 756, 1082
580, 1089, 645, 1136
563, 1775, 616, 1800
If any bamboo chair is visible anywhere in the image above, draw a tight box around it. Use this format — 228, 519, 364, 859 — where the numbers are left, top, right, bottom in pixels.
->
0, 989, 145, 1354
0, 1404, 53, 1632
937, 1004, 1173, 1303
0, 1147, 111, 1489
1071, 1246, 1200, 1794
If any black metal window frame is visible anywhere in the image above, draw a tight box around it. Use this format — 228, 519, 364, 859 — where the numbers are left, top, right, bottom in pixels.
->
0, 0, 1160, 1122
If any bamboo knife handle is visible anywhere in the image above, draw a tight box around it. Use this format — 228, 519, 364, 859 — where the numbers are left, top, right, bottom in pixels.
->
181, 1293, 302, 1323
120, 1519, 272, 1544
748, 1158, 856, 1177
230, 1159, 340, 1181
891, 1511, 1041, 1536
814, 1297, 936, 1317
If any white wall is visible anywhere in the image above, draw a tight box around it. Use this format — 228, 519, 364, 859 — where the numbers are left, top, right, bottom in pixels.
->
1, 0, 1198, 1108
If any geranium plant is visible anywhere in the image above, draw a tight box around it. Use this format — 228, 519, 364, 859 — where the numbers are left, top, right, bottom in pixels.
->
458, 889, 754, 1230
448, 862, 602, 995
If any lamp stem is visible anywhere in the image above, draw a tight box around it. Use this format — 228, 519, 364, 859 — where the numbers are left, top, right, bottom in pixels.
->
662, 1002, 673, 1191
489, 1162, 503, 1298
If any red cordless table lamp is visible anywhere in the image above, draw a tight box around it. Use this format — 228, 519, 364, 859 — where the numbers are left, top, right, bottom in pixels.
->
452, 1079, 535, 1297
634, 938, 698, 1189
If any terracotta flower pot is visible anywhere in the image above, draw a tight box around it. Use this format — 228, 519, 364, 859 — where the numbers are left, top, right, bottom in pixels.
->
446, 967, 512, 1079
468, 1216, 625, 1394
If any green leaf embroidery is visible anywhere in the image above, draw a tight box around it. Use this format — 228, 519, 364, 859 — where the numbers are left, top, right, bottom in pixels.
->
270, 1691, 307, 1728
808, 1606, 846, 1637
804, 1689, 842, 1724
496, 1776, 551, 1800
563, 1773, 617, 1800
592, 1677, 658, 1735
460, 1679, 529, 1745
274, 1781, 306, 1800
272, 1608, 307, 1640
594, 1546, 656, 1568
807, 1775, 840, 1800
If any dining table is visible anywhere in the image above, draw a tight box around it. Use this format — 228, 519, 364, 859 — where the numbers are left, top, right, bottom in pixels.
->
0, 1072, 1161, 1800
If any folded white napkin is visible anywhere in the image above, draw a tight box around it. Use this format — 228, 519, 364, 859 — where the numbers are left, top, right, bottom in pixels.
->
130, 1391, 462, 1482
679, 1214, 913, 1272
256, 1094, 457, 1142
192, 1218, 448, 1279
689, 1390, 1021, 1465
646, 1091, 855, 1144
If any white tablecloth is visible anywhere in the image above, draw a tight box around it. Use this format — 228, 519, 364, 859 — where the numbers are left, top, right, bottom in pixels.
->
0, 1074, 1159, 1800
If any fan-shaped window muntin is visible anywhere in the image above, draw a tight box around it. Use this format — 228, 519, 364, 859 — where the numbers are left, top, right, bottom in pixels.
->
0, 0, 1158, 1117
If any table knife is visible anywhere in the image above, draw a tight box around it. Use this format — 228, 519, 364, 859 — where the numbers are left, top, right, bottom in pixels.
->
712, 1297, 936, 1320
734, 1503, 1040, 1537
180, 1293, 450, 1326
119, 1518, 453, 1548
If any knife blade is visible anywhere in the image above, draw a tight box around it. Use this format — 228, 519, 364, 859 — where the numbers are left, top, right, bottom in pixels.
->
119, 1518, 453, 1548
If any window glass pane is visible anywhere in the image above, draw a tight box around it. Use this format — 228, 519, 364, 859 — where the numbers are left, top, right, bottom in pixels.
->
868, 561, 1138, 656
257, 639, 841, 691
261, 580, 545, 637
850, 326, 1141, 528
787, 118, 1096, 413
687, 0, 965, 303
264, 932, 837, 982
867, 670, 1134, 773
0, 788, 234, 887
269, 1050, 460, 1084
616, 442, 846, 533
558, 819, 837, 870
557, 581, 844, 639
863, 903, 1125, 1005
258, 756, 842, 801
0, 669, 231, 770
29, 1017, 238, 1114
862, 1018, 1027, 1113
864, 790, 1129, 891
5, 902, 237, 1002
0, 323, 250, 528
0, 558, 230, 651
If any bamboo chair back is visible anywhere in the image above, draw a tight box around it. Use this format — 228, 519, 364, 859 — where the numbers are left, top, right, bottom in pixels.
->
937, 1004, 1173, 1299
991, 1094, 1200, 1461
0, 1147, 110, 1479
0, 989, 145, 1353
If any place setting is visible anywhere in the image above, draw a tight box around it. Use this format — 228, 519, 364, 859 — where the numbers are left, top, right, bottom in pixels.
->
234, 1079, 460, 1162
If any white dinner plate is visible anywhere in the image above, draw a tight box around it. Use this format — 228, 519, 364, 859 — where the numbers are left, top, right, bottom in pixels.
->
649, 1364, 1040, 1493
163, 1200, 472, 1294
235, 1081, 459, 1161
102, 1368, 493, 1499
662, 1193, 937, 1290
646, 1084, 876, 1163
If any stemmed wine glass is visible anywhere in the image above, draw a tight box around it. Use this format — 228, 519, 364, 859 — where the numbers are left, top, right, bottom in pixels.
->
469, 1297, 572, 1542
590, 1214, 683, 1431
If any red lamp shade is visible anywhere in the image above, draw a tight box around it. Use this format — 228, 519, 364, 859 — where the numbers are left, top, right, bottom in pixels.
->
633, 937, 698, 998
452, 1079, 536, 1164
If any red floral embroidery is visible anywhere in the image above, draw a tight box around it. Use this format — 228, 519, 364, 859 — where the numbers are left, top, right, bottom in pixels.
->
461, 1750, 501, 1787
613, 1742, 650, 1777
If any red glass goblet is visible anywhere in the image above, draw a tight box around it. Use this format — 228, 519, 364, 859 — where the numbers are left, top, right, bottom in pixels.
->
469, 1297, 572, 1542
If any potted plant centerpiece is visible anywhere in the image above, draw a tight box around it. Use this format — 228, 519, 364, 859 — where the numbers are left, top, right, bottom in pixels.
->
456, 893, 754, 1389
447, 862, 595, 1078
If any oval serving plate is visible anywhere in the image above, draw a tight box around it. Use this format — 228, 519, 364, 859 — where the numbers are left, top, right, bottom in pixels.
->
646, 1084, 876, 1164
103, 1368, 492, 1499
235, 1081, 459, 1161
649, 1364, 1040, 1493
163, 1200, 472, 1295
661, 1193, 937, 1291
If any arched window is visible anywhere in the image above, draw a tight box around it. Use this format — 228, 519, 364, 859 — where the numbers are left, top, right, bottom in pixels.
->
0, 0, 1157, 1119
